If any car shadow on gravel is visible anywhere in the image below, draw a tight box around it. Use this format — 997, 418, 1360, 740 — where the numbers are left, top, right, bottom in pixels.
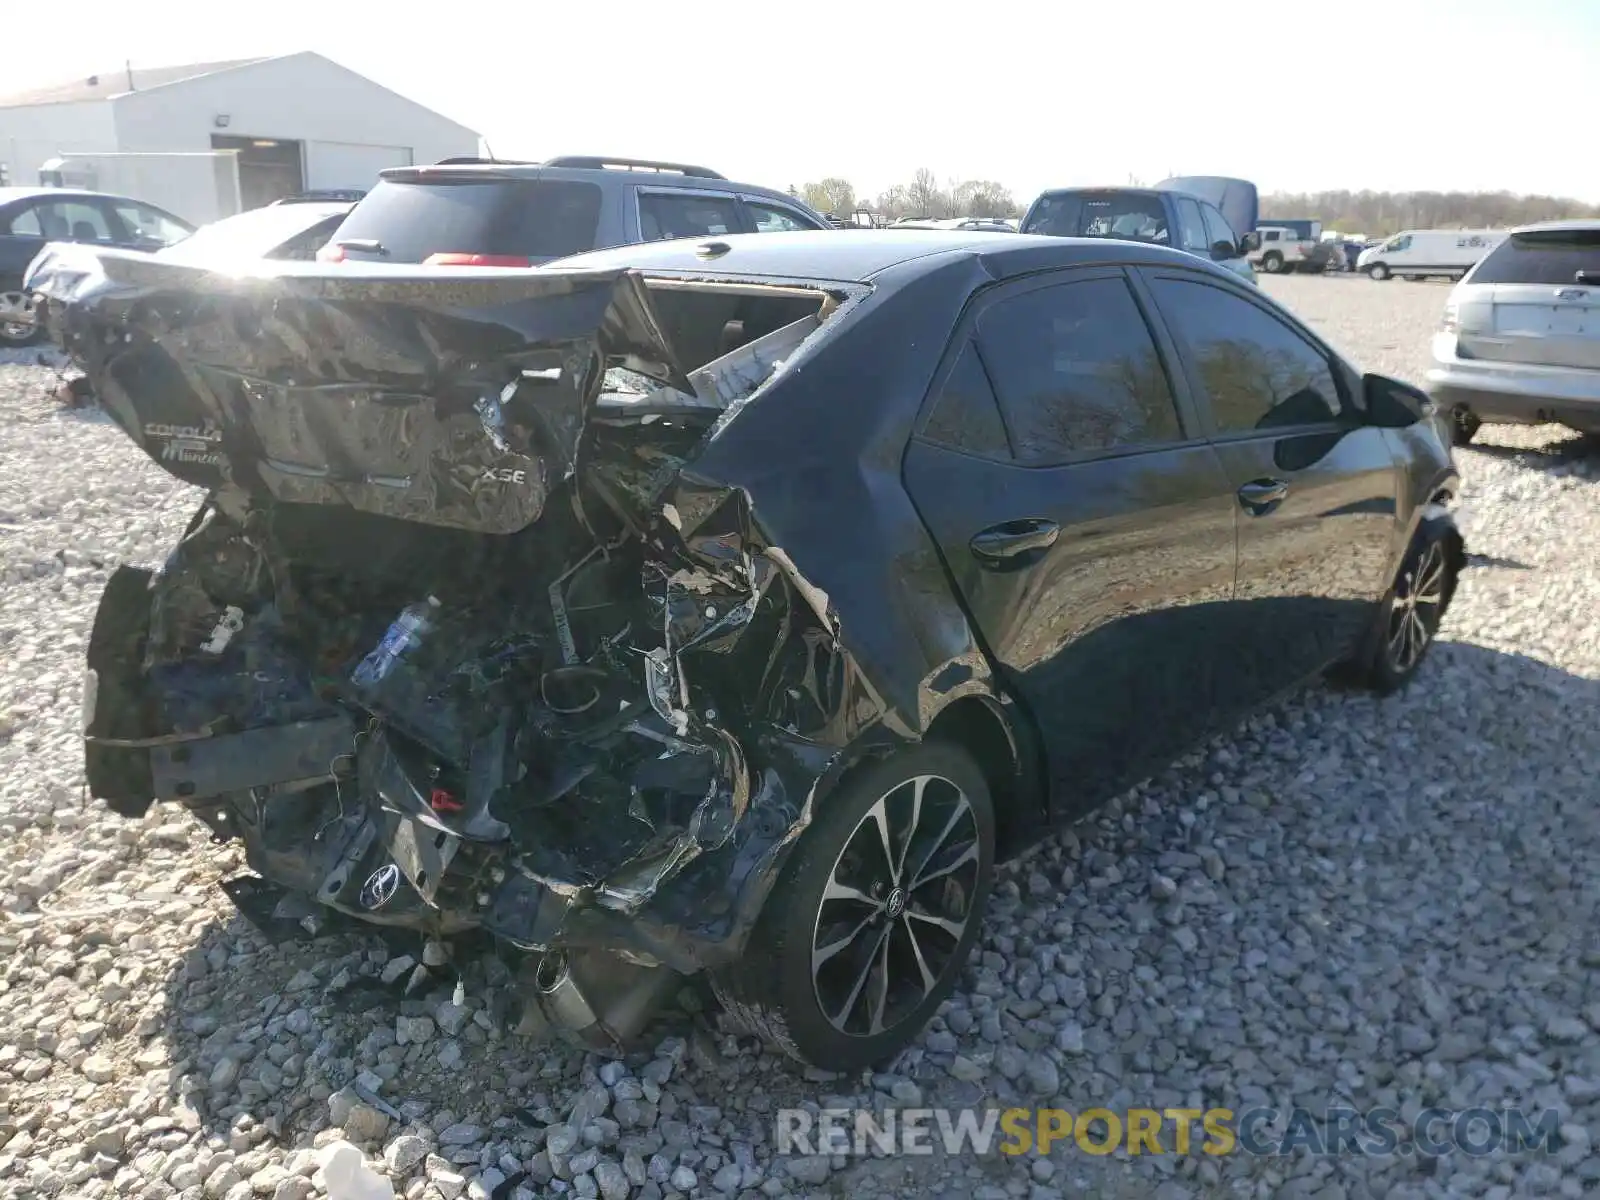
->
141, 638, 1600, 1195
1462, 427, 1600, 473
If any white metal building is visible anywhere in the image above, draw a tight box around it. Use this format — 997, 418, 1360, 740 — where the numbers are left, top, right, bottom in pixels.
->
0, 53, 480, 215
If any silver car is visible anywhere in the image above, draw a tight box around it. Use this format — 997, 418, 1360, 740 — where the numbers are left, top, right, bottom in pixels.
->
1426, 220, 1600, 444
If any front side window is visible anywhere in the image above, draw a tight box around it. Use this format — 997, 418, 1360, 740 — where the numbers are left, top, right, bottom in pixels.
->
920, 342, 1011, 458
1150, 277, 1342, 434
746, 202, 818, 233
1176, 198, 1209, 252
1200, 204, 1237, 254
1386, 235, 1412, 252
639, 192, 742, 241
113, 202, 193, 246
976, 276, 1182, 463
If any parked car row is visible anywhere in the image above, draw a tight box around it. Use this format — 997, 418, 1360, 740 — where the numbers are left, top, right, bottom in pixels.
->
9, 160, 1345, 339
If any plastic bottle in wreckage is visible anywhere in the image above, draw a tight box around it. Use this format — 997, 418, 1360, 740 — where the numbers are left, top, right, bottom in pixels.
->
351, 595, 441, 687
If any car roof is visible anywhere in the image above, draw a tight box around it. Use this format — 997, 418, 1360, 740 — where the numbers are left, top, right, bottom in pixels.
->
548, 229, 1224, 283
1032, 186, 1162, 198
0, 186, 130, 206
1509, 219, 1600, 235
376, 161, 807, 206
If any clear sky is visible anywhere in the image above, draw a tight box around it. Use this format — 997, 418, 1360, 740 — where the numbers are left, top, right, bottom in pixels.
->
7, 0, 1598, 203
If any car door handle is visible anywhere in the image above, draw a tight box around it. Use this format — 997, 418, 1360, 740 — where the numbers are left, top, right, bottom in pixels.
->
970, 518, 1060, 563
1237, 478, 1289, 514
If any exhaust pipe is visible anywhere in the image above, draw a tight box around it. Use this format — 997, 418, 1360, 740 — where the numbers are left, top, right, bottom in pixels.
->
530, 950, 677, 1054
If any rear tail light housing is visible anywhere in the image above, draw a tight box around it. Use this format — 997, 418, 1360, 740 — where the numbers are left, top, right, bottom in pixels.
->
422, 253, 533, 268
1440, 300, 1459, 333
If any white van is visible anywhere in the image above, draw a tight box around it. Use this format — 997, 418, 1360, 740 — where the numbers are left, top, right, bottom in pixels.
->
1357, 230, 1507, 281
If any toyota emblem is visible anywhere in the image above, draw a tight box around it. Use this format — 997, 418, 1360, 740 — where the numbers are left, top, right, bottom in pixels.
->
360, 863, 402, 911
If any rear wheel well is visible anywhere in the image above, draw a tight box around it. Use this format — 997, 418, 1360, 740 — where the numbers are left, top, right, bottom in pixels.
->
926, 696, 1036, 857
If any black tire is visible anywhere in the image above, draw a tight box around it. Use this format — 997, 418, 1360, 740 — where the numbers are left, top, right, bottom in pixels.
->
1449, 408, 1481, 446
0, 286, 43, 347
1262, 252, 1285, 274
711, 741, 995, 1071
1367, 262, 1390, 281
1351, 517, 1462, 695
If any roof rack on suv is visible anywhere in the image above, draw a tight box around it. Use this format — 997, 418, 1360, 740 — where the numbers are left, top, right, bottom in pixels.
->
433, 156, 538, 165
542, 155, 726, 180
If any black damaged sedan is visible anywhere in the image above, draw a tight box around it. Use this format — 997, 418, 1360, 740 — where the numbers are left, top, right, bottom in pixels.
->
26, 230, 1464, 1071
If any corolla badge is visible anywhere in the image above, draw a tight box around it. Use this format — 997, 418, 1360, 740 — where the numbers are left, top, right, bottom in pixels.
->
360, 863, 402, 910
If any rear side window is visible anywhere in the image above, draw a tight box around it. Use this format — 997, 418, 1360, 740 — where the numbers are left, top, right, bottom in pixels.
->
5, 206, 43, 236
330, 179, 601, 261
1176, 198, 1209, 252
921, 343, 1011, 458
639, 193, 742, 241
976, 277, 1182, 463
1470, 230, 1600, 285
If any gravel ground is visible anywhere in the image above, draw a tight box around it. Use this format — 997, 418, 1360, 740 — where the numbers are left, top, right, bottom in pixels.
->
1, 273, 1598, 1200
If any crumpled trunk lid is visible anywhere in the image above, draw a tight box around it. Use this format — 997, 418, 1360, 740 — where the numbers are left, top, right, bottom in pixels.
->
25, 244, 690, 534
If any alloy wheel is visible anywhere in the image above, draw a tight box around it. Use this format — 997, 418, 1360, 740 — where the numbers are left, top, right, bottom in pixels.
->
0, 291, 37, 343
1387, 541, 1447, 672
810, 774, 979, 1038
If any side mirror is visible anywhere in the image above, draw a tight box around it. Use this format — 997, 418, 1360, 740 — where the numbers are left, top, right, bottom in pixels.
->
1210, 240, 1238, 260
1240, 231, 1261, 254
1363, 373, 1435, 428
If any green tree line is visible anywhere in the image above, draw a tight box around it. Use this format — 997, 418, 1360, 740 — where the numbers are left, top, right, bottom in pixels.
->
788, 172, 1600, 233
789, 170, 1022, 220
1260, 189, 1600, 237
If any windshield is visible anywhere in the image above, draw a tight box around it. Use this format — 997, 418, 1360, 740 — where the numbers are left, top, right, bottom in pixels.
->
1022, 192, 1170, 244
1469, 229, 1600, 285
162, 205, 348, 261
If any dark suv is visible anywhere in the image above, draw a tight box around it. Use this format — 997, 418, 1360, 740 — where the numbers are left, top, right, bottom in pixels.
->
320, 155, 832, 266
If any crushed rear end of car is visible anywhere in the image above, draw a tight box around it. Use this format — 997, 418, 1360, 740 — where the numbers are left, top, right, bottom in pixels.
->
26, 242, 872, 1052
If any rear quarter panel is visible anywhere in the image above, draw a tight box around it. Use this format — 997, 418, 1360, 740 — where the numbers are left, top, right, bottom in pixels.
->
683, 256, 1008, 742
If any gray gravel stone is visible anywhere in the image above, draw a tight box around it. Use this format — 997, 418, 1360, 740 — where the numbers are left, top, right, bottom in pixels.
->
1, 274, 1599, 1200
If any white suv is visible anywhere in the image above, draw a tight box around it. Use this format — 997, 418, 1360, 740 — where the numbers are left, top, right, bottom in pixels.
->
1426, 220, 1600, 444
1250, 225, 1317, 274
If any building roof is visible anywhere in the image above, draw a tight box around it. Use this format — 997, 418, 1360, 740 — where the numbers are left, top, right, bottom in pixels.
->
0, 58, 268, 108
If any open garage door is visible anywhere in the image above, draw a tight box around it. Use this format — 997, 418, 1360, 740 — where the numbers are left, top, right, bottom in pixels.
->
305, 142, 413, 195
212, 134, 305, 210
